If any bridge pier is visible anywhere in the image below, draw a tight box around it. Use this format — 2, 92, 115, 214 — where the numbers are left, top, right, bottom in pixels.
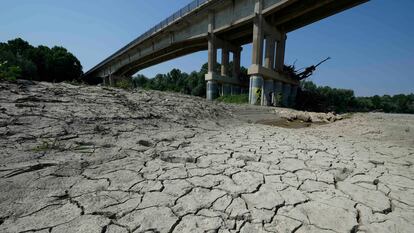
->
289, 85, 298, 107
102, 76, 107, 86
282, 83, 291, 107
263, 35, 276, 106
231, 85, 241, 95
203, 0, 299, 106
249, 75, 263, 105
102, 76, 113, 87
247, 0, 299, 107
109, 75, 115, 87
205, 10, 245, 100
207, 81, 219, 100
274, 81, 283, 106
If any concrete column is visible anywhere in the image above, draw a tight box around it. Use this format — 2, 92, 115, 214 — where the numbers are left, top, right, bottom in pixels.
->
276, 32, 287, 72
262, 35, 276, 106
249, 75, 263, 105
263, 79, 274, 106
233, 48, 241, 79
250, 0, 264, 105
206, 10, 218, 101
265, 37, 276, 70
289, 85, 298, 107
109, 75, 114, 87
231, 85, 241, 95
222, 84, 231, 96
282, 83, 291, 107
221, 47, 230, 77
252, 0, 264, 67
207, 13, 217, 74
274, 81, 283, 106
207, 81, 218, 100
249, 77, 253, 103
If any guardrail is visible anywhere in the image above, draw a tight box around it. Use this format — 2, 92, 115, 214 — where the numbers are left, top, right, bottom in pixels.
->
139, 0, 209, 42
86, 0, 211, 75
118, 0, 210, 57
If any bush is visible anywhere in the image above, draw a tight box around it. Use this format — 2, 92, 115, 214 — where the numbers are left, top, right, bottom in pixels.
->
216, 94, 249, 104
115, 79, 133, 89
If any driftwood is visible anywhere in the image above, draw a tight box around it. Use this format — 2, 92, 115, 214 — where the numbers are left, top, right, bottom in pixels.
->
285, 57, 331, 80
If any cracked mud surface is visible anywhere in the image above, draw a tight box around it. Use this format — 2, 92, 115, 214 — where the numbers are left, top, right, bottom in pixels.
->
1, 81, 413, 233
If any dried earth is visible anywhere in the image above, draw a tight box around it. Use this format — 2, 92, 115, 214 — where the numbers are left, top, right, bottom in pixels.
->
0, 81, 413, 233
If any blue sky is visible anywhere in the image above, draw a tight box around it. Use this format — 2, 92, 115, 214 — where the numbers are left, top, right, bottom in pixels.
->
1, 0, 413, 96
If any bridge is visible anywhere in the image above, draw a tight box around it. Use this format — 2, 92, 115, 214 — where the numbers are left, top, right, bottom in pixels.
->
84, 0, 368, 106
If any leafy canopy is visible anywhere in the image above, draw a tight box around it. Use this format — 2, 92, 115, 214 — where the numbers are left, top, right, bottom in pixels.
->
0, 38, 83, 82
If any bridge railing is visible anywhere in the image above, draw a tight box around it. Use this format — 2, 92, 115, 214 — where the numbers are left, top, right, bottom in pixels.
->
130, 0, 209, 49
86, 0, 211, 75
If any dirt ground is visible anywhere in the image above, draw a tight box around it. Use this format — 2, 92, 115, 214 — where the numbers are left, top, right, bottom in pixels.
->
0, 81, 413, 233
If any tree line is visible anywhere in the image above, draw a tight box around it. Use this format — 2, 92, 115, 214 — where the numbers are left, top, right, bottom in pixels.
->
0, 38, 83, 82
296, 81, 414, 114
1, 38, 412, 114
130, 62, 249, 98
129, 68, 413, 114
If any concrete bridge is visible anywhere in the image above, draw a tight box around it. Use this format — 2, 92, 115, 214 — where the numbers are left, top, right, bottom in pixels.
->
84, 0, 368, 106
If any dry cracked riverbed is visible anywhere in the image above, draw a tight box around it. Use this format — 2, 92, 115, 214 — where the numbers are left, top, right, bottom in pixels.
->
0, 81, 413, 233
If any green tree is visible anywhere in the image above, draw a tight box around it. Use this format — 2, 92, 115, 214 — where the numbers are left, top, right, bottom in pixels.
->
0, 61, 22, 81
0, 38, 83, 82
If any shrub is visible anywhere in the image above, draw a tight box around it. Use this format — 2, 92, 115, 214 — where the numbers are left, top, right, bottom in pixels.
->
216, 94, 249, 104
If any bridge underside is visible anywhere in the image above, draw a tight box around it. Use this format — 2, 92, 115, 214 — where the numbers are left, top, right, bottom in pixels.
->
87, 0, 368, 107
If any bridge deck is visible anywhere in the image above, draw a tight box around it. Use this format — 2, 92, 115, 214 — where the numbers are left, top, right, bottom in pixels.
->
85, 0, 367, 79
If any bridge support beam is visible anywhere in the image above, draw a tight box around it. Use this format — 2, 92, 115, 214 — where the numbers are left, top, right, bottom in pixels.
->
289, 85, 298, 107
248, 0, 265, 105
220, 46, 231, 96
274, 81, 283, 106
263, 36, 276, 106
249, 75, 263, 105
102, 76, 114, 87
109, 75, 115, 87
205, 10, 245, 99
206, 10, 219, 101
207, 81, 219, 101
247, 0, 299, 107
276, 33, 287, 72
222, 84, 231, 96
282, 83, 291, 107
233, 49, 241, 80
231, 86, 241, 95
